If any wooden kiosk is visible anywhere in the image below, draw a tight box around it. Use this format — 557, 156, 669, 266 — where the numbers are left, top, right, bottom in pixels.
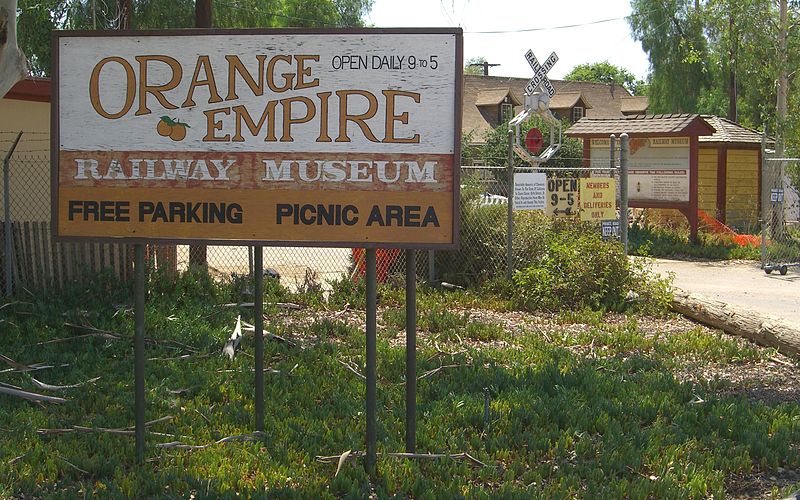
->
567, 114, 715, 240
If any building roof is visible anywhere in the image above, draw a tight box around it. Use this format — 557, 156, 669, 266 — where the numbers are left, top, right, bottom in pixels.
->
4, 78, 51, 102
565, 114, 715, 137
699, 115, 766, 144
463, 74, 647, 142
475, 88, 520, 107
549, 91, 591, 110
620, 96, 649, 114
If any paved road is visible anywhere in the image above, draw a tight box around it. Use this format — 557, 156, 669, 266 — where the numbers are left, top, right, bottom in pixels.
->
648, 258, 800, 324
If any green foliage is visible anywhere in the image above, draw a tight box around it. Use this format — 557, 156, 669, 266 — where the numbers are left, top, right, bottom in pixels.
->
435, 181, 671, 313
511, 218, 672, 314
629, 0, 711, 113
464, 56, 489, 75
435, 175, 507, 285
480, 117, 583, 170
17, 0, 374, 76
629, 0, 800, 160
629, 223, 761, 260
563, 60, 648, 96
1, 274, 798, 498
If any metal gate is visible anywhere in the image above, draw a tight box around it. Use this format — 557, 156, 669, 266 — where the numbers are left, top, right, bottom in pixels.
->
761, 155, 800, 274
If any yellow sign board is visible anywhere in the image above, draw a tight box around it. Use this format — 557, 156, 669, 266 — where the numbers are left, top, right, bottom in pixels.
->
546, 177, 578, 217
579, 178, 616, 221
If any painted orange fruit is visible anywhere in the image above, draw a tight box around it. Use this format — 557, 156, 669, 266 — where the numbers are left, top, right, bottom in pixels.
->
169, 123, 187, 141
157, 116, 174, 136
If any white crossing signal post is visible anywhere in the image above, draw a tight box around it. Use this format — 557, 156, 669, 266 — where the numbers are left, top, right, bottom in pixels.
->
510, 48, 562, 165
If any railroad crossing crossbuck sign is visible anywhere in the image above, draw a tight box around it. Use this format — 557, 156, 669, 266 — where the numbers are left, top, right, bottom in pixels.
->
510, 48, 562, 165
524, 50, 558, 98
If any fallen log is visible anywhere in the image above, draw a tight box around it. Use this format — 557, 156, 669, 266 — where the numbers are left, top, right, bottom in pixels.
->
671, 289, 800, 357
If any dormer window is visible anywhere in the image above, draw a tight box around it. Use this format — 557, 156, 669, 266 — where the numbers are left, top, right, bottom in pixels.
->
501, 102, 513, 122
572, 106, 584, 123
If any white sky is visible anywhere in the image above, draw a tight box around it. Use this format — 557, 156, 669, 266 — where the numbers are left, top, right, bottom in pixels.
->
366, 0, 651, 81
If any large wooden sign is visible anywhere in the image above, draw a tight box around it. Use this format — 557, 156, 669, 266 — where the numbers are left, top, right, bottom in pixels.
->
52, 29, 462, 248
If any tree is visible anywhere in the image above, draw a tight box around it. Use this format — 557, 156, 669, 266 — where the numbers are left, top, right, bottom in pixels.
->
628, 0, 711, 113
629, 0, 800, 157
17, 0, 374, 76
562, 61, 647, 96
464, 56, 499, 76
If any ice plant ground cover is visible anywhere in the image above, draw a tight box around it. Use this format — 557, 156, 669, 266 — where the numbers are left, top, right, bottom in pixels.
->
1, 269, 799, 498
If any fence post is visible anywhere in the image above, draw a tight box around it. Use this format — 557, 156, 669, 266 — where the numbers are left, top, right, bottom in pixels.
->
427, 249, 435, 284
3, 132, 23, 296
761, 130, 768, 267
610, 134, 618, 244
506, 128, 514, 280
619, 133, 629, 254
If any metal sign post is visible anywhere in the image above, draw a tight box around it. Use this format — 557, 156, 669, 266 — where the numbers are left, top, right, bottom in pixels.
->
254, 246, 264, 432
620, 133, 630, 253
133, 244, 146, 463
507, 129, 515, 279
405, 249, 417, 453
365, 249, 377, 475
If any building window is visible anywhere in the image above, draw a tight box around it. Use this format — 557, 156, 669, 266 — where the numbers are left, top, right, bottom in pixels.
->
572, 106, 584, 122
501, 103, 513, 122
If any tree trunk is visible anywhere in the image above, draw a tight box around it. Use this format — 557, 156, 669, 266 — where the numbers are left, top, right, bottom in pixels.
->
672, 289, 800, 357
772, 0, 788, 236
196, 0, 212, 28
0, 0, 28, 99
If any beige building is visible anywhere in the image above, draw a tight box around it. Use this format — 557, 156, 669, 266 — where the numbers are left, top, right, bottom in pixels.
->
1, 78, 51, 221
462, 74, 649, 146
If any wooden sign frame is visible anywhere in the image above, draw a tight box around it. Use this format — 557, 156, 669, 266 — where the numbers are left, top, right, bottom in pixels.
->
51, 28, 462, 249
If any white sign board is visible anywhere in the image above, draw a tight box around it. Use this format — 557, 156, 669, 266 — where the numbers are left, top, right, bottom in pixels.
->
590, 137, 690, 203
513, 172, 547, 210
53, 29, 462, 248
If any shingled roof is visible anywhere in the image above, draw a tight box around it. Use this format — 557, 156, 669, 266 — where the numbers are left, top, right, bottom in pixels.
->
549, 92, 591, 110
565, 114, 715, 137
699, 115, 767, 144
620, 96, 649, 114
463, 74, 647, 143
475, 88, 521, 107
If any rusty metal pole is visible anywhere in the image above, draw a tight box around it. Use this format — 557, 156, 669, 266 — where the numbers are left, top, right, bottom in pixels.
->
189, 0, 212, 269
365, 248, 377, 476
405, 249, 416, 453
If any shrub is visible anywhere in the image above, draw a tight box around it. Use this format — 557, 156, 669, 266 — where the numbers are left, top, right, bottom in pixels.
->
512, 220, 672, 314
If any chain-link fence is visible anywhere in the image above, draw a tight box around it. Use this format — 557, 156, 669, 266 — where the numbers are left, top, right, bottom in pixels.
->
761, 155, 800, 274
